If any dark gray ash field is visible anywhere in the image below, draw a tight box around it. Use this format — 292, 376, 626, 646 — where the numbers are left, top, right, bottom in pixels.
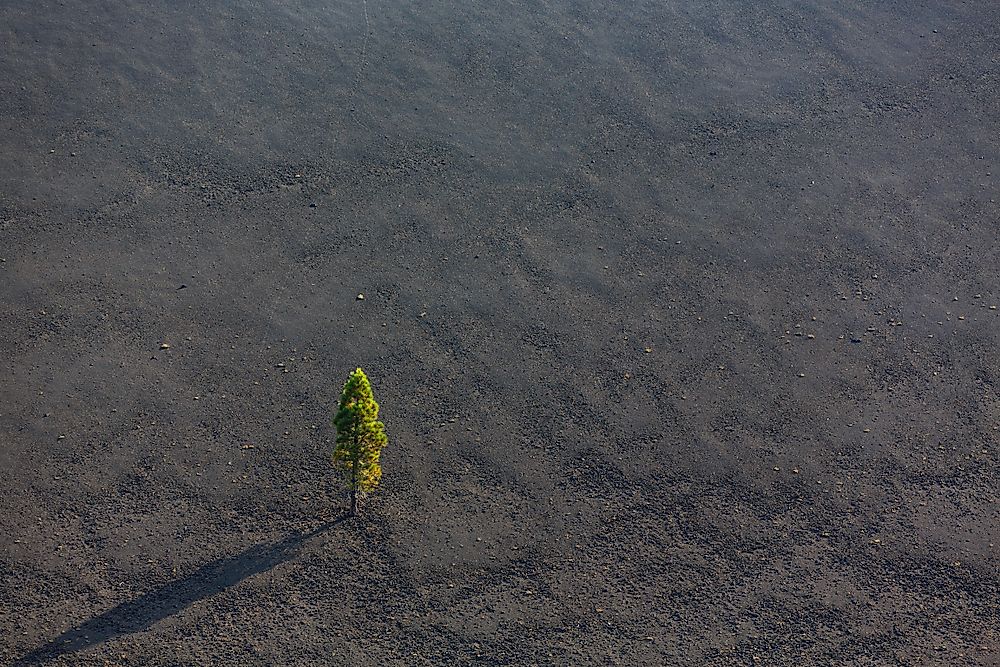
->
1, 0, 998, 665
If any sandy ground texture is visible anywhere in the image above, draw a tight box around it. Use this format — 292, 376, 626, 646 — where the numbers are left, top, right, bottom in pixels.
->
1, 0, 998, 665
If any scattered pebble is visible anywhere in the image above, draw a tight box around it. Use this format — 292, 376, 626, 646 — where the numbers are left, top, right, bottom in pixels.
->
356, 293, 365, 300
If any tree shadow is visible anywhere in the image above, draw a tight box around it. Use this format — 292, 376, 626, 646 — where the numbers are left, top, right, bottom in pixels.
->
15, 515, 348, 666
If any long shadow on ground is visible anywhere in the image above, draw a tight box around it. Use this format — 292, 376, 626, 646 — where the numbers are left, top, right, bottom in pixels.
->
15, 516, 347, 665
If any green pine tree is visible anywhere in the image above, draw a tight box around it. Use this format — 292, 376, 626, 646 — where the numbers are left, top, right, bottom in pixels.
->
332, 368, 388, 516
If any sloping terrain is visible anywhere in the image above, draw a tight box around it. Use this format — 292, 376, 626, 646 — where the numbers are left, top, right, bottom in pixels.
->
1, 0, 998, 664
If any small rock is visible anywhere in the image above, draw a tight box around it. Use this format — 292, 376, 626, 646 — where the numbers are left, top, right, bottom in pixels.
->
356, 293, 365, 300
160, 343, 171, 349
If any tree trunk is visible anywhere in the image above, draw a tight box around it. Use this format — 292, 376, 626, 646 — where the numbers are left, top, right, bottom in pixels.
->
350, 413, 360, 516
350, 458, 358, 517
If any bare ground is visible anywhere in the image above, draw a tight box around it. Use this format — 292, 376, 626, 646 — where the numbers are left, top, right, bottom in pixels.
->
1, 0, 998, 665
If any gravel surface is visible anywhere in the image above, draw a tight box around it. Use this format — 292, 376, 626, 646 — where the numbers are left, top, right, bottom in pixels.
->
1, 0, 998, 665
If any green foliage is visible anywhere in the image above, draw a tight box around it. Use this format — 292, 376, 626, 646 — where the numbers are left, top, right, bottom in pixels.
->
332, 368, 388, 513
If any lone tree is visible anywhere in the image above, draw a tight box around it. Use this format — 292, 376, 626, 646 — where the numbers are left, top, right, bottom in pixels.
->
332, 368, 388, 516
